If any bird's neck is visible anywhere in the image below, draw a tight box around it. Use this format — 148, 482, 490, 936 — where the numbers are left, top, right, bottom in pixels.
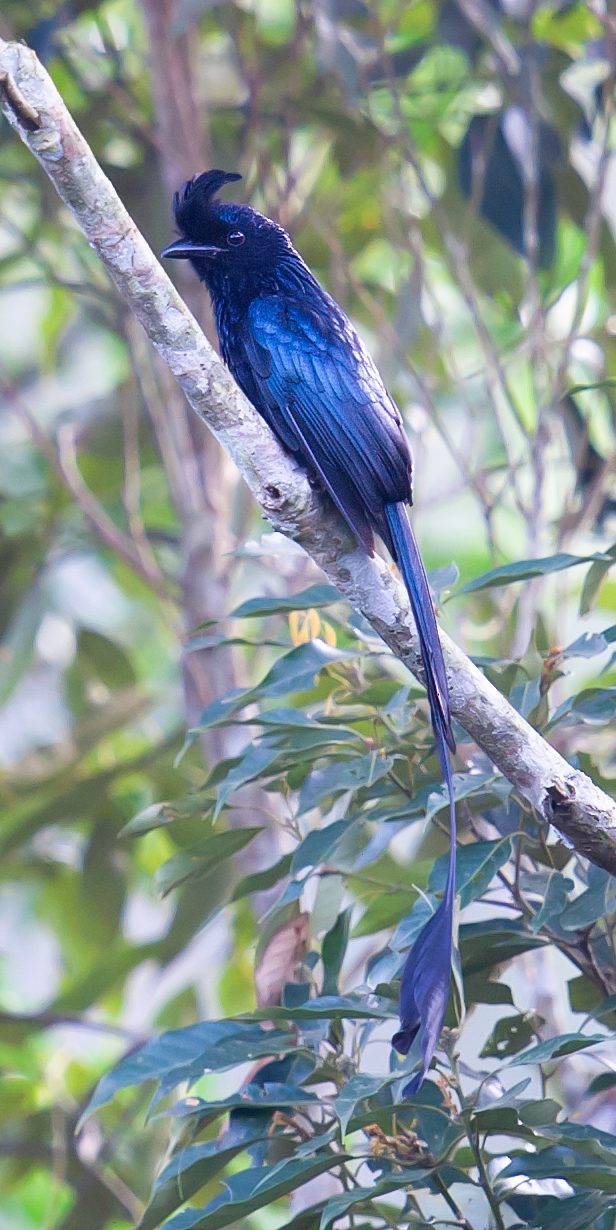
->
201, 253, 329, 357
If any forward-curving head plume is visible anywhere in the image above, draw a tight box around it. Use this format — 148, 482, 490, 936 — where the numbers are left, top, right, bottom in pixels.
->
161, 169, 292, 274
172, 170, 242, 235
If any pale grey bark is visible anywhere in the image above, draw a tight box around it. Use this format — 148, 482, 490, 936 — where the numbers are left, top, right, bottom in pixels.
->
2, 38, 616, 871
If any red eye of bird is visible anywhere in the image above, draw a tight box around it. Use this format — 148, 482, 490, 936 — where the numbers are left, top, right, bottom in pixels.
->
228, 231, 245, 247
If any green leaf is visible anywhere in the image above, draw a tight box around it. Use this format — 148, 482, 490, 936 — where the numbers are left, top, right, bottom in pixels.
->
589, 992, 616, 1022
318, 1168, 443, 1230
464, 974, 513, 1006
214, 745, 283, 816
587, 1073, 616, 1097
430, 837, 512, 910
292, 820, 352, 873
232, 994, 397, 1023
580, 543, 616, 616
138, 1139, 260, 1230
518, 1099, 561, 1127
297, 752, 394, 816
471, 1079, 532, 1113
78, 628, 136, 688
460, 919, 549, 979
161, 1153, 350, 1230
155, 828, 263, 896
120, 792, 213, 837
230, 584, 343, 618
333, 1073, 395, 1136
536, 1120, 616, 1161
561, 632, 608, 659
497, 1145, 616, 1192
191, 688, 253, 732
319, 1192, 378, 1230
79, 1022, 297, 1126
231, 854, 293, 901
393, 839, 512, 953
568, 975, 603, 1013
455, 552, 612, 596
0, 584, 44, 705
529, 870, 573, 931
422, 772, 510, 823
321, 909, 351, 996
527, 1191, 616, 1230
167, 1084, 320, 1120
278, 1206, 327, 1230
121, 802, 177, 838
390, 894, 436, 952
471, 1106, 521, 1134
480, 1013, 536, 1059
352, 889, 418, 939
565, 379, 616, 396
254, 641, 354, 700
506, 1032, 606, 1067
560, 867, 616, 930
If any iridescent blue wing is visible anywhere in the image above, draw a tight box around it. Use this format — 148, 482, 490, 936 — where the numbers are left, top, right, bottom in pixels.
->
242, 295, 413, 551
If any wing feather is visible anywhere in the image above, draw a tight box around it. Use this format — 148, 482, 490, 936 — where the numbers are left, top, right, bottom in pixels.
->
244, 296, 412, 547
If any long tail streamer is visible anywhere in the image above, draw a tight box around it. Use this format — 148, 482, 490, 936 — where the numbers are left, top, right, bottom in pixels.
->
385, 502, 457, 1092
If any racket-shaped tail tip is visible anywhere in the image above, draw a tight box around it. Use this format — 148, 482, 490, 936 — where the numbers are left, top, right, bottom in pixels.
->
392, 890, 455, 1094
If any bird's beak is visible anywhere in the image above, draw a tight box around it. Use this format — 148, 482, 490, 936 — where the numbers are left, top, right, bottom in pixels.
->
161, 239, 222, 260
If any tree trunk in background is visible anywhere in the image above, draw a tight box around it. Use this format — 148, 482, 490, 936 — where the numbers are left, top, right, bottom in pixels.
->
140, 0, 239, 747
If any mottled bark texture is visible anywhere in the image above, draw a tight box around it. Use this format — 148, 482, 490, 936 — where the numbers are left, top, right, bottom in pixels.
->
2, 38, 616, 871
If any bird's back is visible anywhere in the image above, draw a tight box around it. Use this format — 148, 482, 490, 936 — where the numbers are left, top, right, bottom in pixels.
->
210, 253, 413, 554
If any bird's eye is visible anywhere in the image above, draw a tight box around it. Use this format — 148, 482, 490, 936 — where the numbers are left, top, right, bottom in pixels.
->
228, 231, 245, 247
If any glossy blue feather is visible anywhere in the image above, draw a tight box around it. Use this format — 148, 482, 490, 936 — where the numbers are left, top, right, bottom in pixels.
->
163, 169, 458, 1090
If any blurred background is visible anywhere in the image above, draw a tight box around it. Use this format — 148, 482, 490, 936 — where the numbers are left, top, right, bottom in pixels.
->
1, 0, 616, 1226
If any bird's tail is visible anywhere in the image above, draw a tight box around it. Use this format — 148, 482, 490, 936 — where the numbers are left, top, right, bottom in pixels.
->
385, 502, 455, 761
386, 501, 457, 1088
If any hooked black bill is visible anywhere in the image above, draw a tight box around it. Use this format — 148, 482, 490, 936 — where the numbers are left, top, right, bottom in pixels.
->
161, 239, 222, 260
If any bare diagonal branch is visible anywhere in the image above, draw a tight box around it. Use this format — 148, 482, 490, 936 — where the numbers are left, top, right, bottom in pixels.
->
1, 38, 616, 871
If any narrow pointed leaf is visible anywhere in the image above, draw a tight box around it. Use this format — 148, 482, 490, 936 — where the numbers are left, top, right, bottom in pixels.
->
506, 1032, 605, 1067
161, 1153, 350, 1230
230, 584, 342, 618
456, 552, 612, 596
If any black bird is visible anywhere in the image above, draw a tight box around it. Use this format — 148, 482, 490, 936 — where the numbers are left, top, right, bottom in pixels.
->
162, 170, 457, 1089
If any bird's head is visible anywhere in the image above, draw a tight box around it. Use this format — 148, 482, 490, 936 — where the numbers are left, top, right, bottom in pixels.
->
161, 170, 290, 278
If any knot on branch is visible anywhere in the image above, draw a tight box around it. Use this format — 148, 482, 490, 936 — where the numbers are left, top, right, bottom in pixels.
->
545, 778, 576, 821
0, 69, 41, 131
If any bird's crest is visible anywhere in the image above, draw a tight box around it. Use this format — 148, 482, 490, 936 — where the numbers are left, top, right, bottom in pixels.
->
172, 170, 242, 228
